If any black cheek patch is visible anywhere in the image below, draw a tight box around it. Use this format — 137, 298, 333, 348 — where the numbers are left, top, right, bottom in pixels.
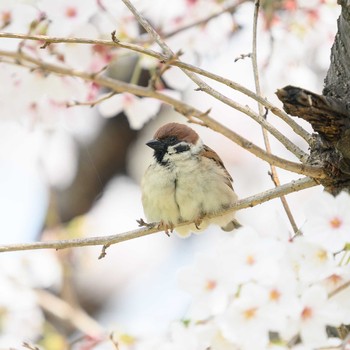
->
174, 144, 190, 153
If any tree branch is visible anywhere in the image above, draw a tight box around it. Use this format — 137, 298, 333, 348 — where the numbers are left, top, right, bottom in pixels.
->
0, 49, 325, 178
0, 177, 318, 254
36, 289, 103, 336
251, 0, 298, 234
120, 0, 310, 160
0, 31, 311, 144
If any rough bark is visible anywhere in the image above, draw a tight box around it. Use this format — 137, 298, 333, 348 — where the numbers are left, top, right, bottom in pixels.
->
276, 1, 350, 194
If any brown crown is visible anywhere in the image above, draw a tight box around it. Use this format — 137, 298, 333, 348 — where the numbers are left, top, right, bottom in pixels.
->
154, 123, 199, 144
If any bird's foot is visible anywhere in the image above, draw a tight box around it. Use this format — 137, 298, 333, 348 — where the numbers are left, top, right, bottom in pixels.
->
157, 221, 174, 237
137, 218, 155, 228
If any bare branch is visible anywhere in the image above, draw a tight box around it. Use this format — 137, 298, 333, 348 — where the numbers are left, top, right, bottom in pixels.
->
174, 61, 313, 144
188, 74, 308, 161
0, 49, 325, 178
36, 289, 104, 335
0, 31, 162, 58
251, 0, 298, 234
0, 31, 311, 144
0, 177, 318, 254
120, 0, 310, 162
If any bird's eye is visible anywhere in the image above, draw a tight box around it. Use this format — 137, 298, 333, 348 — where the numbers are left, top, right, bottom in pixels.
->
174, 144, 190, 153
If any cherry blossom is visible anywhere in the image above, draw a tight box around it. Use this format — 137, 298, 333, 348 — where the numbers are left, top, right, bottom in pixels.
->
0, 2, 38, 50
289, 285, 346, 347
219, 283, 272, 350
37, 0, 98, 36
177, 253, 234, 320
302, 191, 350, 252
0, 251, 61, 347
288, 236, 338, 284
99, 92, 181, 130
217, 227, 286, 286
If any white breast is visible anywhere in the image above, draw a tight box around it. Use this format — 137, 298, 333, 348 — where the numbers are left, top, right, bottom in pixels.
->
141, 162, 181, 225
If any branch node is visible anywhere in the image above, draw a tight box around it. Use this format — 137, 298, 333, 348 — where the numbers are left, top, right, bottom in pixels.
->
111, 30, 120, 44
40, 41, 50, 49
98, 244, 110, 260
160, 49, 183, 64
234, 53, 252, 62
187, 117, 208, 127
263, 107, 269, 119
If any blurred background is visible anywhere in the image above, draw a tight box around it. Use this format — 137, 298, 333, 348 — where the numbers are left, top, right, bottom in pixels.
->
0, 0, 340, 348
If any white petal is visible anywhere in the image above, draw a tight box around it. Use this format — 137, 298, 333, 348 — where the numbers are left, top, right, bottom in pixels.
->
98, 94, 124, 118
125, 97, 161, 130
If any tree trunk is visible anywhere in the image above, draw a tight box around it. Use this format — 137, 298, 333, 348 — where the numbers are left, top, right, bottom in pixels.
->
276, 1, 350, 194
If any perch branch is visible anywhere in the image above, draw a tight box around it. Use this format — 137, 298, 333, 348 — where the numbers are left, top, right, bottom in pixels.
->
0, 177, 318, 253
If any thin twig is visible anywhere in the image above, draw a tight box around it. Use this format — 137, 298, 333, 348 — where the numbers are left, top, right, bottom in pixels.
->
121, 0, 171, 56
22, 343, 40, 350
174, 61, 312, 145
120, 0, 310, 163
67, 91, 116, 108
159, 0, 247, 40
0, 177, 318, 253
251, 0, 299, 235
0, 31, 311, 144
0, 49, 325, 178
191, 76, 307, 161
328, 280, 350, 299
234, 53, 252, 62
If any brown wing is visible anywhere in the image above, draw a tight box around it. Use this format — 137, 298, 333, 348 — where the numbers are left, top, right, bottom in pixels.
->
201, 144, 234, 190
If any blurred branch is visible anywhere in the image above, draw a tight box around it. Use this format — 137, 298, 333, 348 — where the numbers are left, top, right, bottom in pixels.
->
251, 0, 298, 235
156, 0, 248, 41
36, 289, 104, 336
0, 177, 318, 254
0, 31, 311, 144
328, 280, 350, 299
0, 49, 325, 178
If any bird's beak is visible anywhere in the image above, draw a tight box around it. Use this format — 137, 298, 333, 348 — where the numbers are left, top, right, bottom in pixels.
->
146, 139, 166, 151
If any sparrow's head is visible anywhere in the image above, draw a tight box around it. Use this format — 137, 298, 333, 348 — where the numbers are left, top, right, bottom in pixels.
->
146, 123, 203, 165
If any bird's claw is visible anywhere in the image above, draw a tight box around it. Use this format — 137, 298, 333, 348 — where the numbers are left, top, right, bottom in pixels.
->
137, 218, 155, 228
137, 219, 174, 237
194, 218, 203, 230
157, 221, 174, 237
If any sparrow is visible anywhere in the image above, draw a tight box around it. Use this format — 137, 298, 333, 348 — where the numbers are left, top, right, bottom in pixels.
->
141, 122, 241, 237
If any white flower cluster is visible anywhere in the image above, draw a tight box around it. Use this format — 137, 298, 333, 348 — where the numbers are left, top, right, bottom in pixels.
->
0, 0, 339, 130
0, 0, 232, 130
0, 251, 62, 348
135, 191, 350, 350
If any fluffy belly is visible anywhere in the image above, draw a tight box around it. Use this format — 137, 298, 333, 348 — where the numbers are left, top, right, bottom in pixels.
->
141, 165, 181, 225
